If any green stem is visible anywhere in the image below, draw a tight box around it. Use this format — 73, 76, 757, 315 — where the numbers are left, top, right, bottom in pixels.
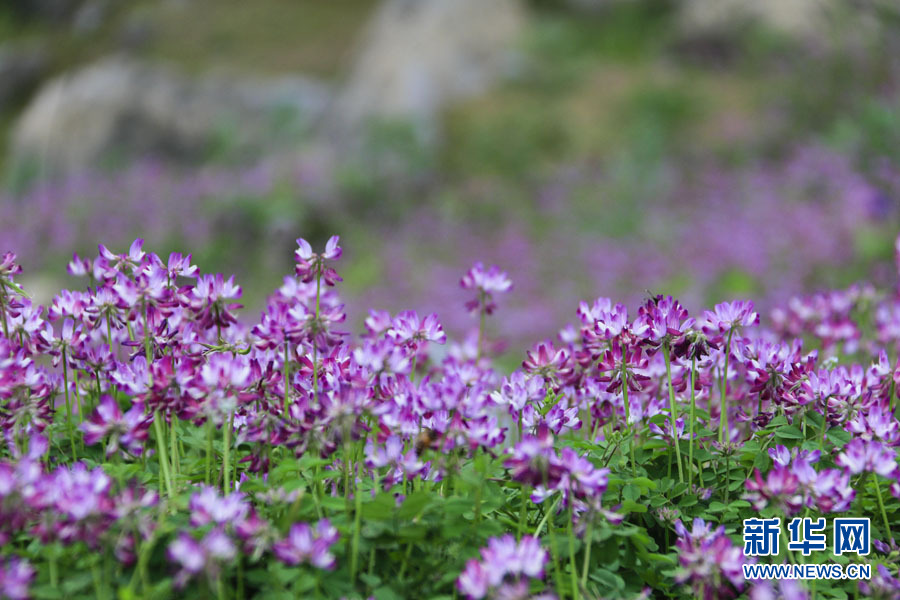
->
518, 485, 529, 539
719, 329, 734, 444
224, 413, 233, 494
688, 355, 696, 489
780, 527, 795, 564
350, 456, 364, 584
567, 503, 580, 600
663, 345, 684, 484
170, 417, 179, 482
62, 348, 76, 460
105, 311, 114, 349
622, 368, 636, 476
477, 296, 486, 359
49, 554, 58, 589
142, 300, 152, 364
873, 477, 893, 543
206, 418, 214, 485
313, 275, 321, 406
547, 515, 564, 600
283, 340, 291, 416
534, 494, 561, 538
152, 412, 174, 499
580, 517, 593, 589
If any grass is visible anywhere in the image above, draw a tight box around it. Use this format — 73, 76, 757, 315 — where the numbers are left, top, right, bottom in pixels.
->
140, 0, 378, 77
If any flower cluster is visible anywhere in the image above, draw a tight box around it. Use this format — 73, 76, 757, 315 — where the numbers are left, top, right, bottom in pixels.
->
457, 535, 550, 600
1, 232, 900, 598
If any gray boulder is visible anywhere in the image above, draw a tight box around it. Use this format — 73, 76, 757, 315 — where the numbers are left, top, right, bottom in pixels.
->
10, 56, 331, 174
325, 0, 525, 146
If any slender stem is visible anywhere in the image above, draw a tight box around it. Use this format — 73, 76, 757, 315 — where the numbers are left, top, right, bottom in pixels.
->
622, 369, 636, 476
477, 294, 486, 359
224, 413, 233, 494
350, 444, 364, 584
873, 477, 893, 544
105, 311, 113, 350
313, 275, 321, 406
819, 406, 829, 451
0, 285, 9, 339
62, 348, 76, 460
663, 345, 684, 484
780, 527, 795, 564
518, 485, 529, 539
170, 417, 179, 482
49, 553, 58, 589
547, 514, 564, 600
205, 418, 214, 485
153, 413, 174, 499
580, 517, 593, 589
688, 355, 696, 489
567, 503, 580, 600
142, 300, 152, 364
534, 494, 561, 538
283, 340, 291, 416
718, 329, 734, 444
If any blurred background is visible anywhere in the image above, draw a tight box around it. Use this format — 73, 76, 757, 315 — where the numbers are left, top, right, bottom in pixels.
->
1, 0, 900, 353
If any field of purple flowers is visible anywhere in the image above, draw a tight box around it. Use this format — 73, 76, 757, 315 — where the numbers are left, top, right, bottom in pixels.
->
2, 233, 900, 599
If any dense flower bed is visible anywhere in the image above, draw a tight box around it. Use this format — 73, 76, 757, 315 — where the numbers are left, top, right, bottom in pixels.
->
1, 236, 900, 599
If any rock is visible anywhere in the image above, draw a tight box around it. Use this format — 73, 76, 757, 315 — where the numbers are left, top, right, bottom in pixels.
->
72, 0, 110, 34
0, 44, 49, 113
10, 56, 331, 174
325, 0, 526, 147
676, 0, 878, 42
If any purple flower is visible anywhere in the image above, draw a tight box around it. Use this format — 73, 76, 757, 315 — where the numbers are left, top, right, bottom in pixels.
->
835, 439, 898, 477
749, 579, 809, 600
745, 467, 803, 515
167, 528, 236, 588
294, 236, 342, 286
859, 564, 900, 599
98, 239, 146, 275
847, 403, 900, 445
674, 518, 747, 598
272, 519, 339, 569
636, 295, 695, 349
182, 274, 243, 330
0, 556, 34, 600
188, 486, 250, 527
388, 311, 447, 348
701, 300, 759, 336
0, 252, 23, 280
80, 396, 151, 458
522, 341, 574, 383
460, 262, 512, 315
457, 535, 548, 600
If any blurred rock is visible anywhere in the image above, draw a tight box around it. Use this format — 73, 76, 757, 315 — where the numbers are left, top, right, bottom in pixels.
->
678, 0, 825, 37
325, 0, 525, 147
0, 44, 49, 113
72, 0, 109, 34
10, 56, 331, 174
676, 0, 886, 42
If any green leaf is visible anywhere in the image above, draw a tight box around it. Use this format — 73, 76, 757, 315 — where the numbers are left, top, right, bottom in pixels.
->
827, 428, 852, 447
397, 491, 432, 519
775, 426, 803, 440
620, 499, 648, 513
362, 493, 396, 521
